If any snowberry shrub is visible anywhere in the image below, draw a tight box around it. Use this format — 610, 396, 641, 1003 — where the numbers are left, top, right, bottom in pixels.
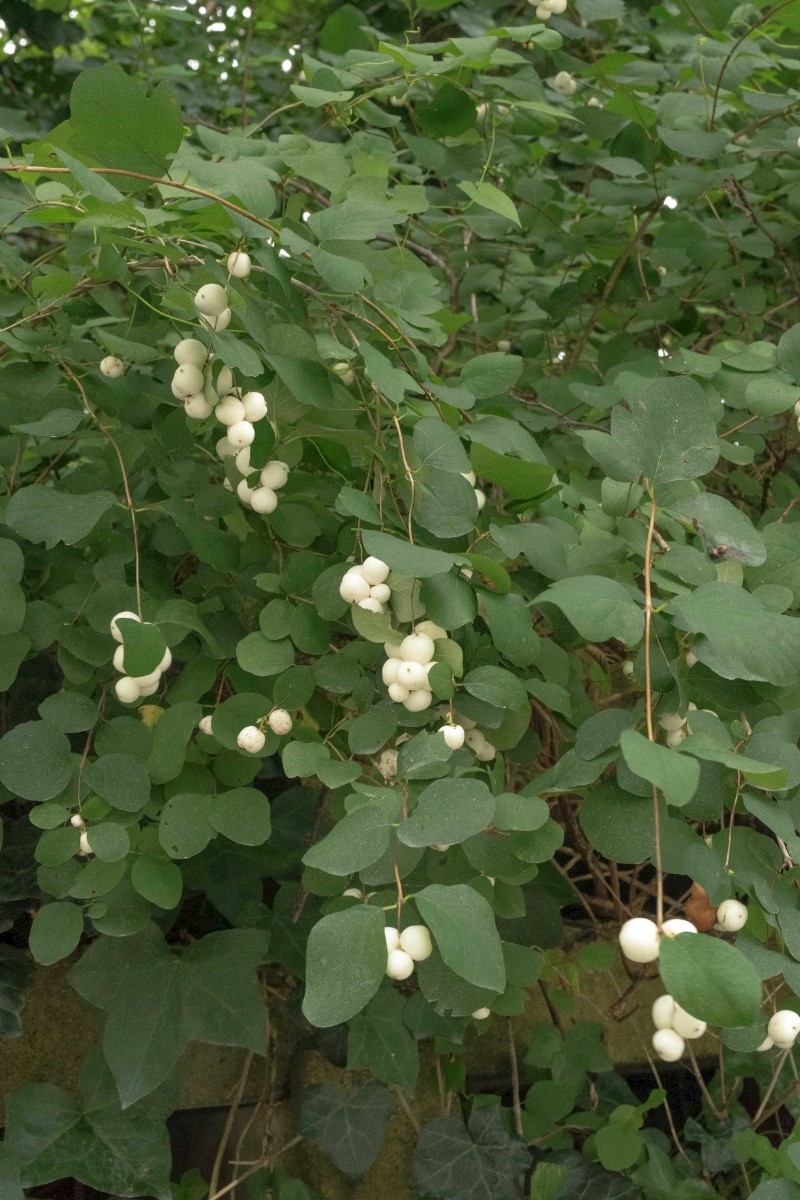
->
1, 2, 800, 1198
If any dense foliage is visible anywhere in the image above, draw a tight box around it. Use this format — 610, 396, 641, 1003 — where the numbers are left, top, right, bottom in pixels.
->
2, 0, 800, 1196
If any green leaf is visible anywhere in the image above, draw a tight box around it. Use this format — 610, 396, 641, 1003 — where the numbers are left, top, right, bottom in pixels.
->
419, 573, 476, 630
303, 905, 387, 1027
69, 925, 268, 1106
29, 901, 83, 966
4, 1050, 173, 1199
0, 721, 72, 802
45, 64, 183, 185
458, 181, 521, 226
664, 491, 766, 566
481, 591, 540, 667
535, 576, 644, 647
130, 836, 182, 911
414, 884, 505, 992
0, 947, 34, 1038
298, 1083, 393, 1179
304, 804, 394, 875
580, 377, 719, 486
413, 1109, 530, 1200
6, 485, 115, 548
619, 730, 700, 808
672, 583, 800, 686
205, 787, 272, 846
147, 702, 202, 784
595, 1117, 644, 1172
399, 779, 495, 848
361, 531, 460, 578
460, 354, 523, 400
236, 632, 294, 677
463, 664, 530, 712
38, 691, 98, 733
159, 793, 215, 859
658, 932, 762, 1027
347, 989, 420, 1095
470, 444, 553, 500
680, 733, 788, 789
117, 620, 167, 677
85, 754, 151, 813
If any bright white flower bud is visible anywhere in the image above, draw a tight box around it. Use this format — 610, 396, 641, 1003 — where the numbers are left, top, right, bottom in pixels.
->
461, 470, 477, 486
235, 447, 254, 475
382, 659, 401, 687
173, 363, 205, 398
217, 366, 234, 395
665, 728, 687, 748
757, 1036, 774, 1051
474, 488, 487, 511
622, 660, 634, 676
100, 356, 124, 378
237, 725, 265, 754
358, 597, 384, 614
194, 283, 228, 317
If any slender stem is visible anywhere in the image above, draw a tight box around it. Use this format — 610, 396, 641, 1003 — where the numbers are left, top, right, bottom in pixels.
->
392, 414, 415, 543
508, 1020, 524, 1137
752, 1049, 792, 1124
206, 1137, 302, 1200
209, 1052, 254, 1197
58, 360, 142, 618
394, 1086, 420, 1132
643, 486, 664, 928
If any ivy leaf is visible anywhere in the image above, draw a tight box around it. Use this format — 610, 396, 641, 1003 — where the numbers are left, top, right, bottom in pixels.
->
303, 905, 387, 1027
658, 932, 762, 1027
4, 1049, 174, 1198
535, 577, 644, 647
413, 1108, 530, 1200
0, 946, 34, 1037
619, 730, 700, 808
347, 988, 420, 1095
580, 378, 718, 486
414, 884, 506, 992
298, 1083, 393, 1179
68, 924, 268, 1106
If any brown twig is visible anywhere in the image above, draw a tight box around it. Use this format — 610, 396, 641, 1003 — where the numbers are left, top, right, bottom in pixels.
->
643, 485, 664, 928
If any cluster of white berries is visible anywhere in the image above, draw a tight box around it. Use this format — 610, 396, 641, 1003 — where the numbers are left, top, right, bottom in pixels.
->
552, 70, 577, 96
71, 811, 92, 857
100, 355, 124, 378
236, 709, 294, 753
231, 455, 289, 515
651, 993, 707, 1062
109, 611, 171, 704
461, 470, 486, 512
385, 924, 433, 980
193, 281, 232, 332
527, 0, 568, 17
340, 557, 392, 614
618, 915, 697, 964
658, 704, 697, 747
382, 628, 441, 713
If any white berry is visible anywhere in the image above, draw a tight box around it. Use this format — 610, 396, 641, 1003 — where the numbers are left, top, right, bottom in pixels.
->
242, 391, 267, 422
70, 813, 85, 828
662, 918, 698, 937
768, 1009, 800, 1048
237, 479, 254, 505
173, 363, 205, 398
217, 436, 235, 459
441, 724, 465, 750
388, 682, 410, 703
228, 420, 255, 448
115, 677, 140, 704
340, 571, 372, 604
461, 470, 477, 486
396, 661, 428, 691
194, 283, 228, 317
250, 487, 278, 515
385, 927, 401, 952
235, 448, 254, 475
652, 1028, 685, 1062
651, 994, 676, 1030
227, 250, 251, 279
382, 659, 401, 687
217, 366, 234, 395
379, 748, 398, 778
622, 660, 634, 676
174, 338, 207, 367
110, 610, 141, 643
474, 488, 487, 512
658, 711, 686, 733
618, 917, 660, 963
400, 633, 435, 664
112, 645, 126, 672
358, 597, 384, 614
199, 715, 214, 735
260, 461, 290, 490
399, 925, 433, 961
237, 725, 266, 753
200, 307, 231, 331
78, 831, 93, 856
100, 356, 124, 378
665, 728, 687, 748
131, 668, 161, 690
472, 1007, 491, 1020
370, 583, 391, 604
216, 396, 246, 426
757, 1036, 774, 1051
553, 70, 577, 95
360, 557, 390, 586
386, 949, 415, 980
416, 620, 446, 641
671, 1004, 706, 1040
184, 394, 213, 420
716, 898, 748, 933
268, 709, 293, 736
403, 688, 432, 713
